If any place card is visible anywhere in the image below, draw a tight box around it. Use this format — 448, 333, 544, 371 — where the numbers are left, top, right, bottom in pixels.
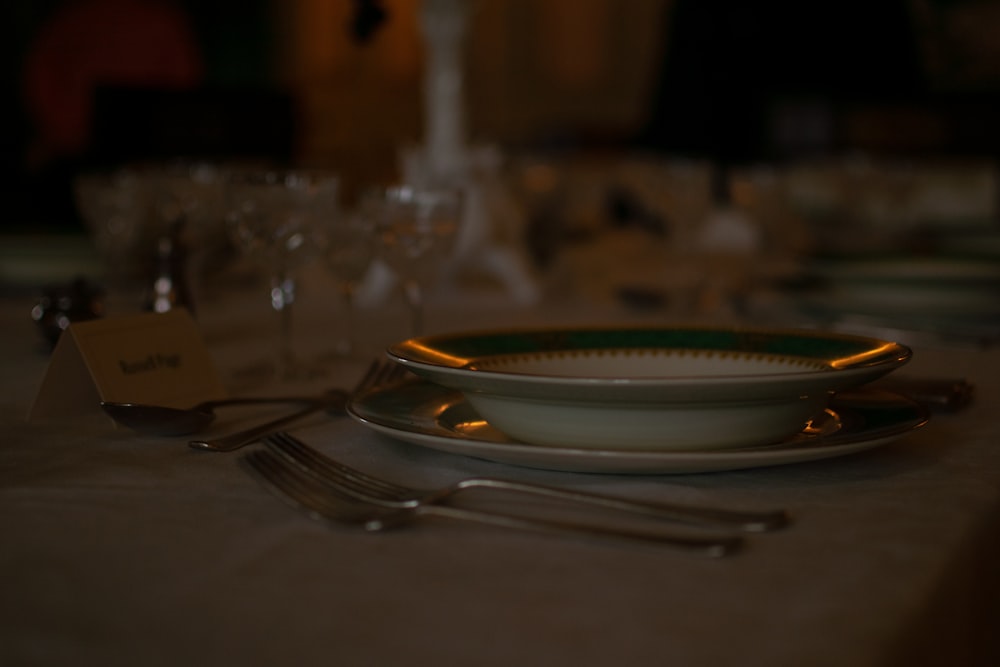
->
28, 309, 227, 421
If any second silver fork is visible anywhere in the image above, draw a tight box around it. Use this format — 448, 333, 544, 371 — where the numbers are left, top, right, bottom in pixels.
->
243, 447, 744, 556
264, 431, 789, 532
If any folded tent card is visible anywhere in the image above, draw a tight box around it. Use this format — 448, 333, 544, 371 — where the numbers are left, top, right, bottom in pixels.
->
28, 309, 227, 422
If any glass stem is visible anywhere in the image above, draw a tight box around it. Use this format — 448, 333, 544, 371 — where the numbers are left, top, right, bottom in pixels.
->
271, 268, 296, 374
402, 279, 424, 337
339, 284, 356, 356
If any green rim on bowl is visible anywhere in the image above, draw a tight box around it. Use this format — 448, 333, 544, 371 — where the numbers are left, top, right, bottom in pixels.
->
389, 326, 911, 376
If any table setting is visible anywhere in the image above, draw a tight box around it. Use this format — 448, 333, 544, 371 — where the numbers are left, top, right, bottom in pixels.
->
4, 77, 1000, 646
4, 1, 1000, 662
4, 152, 1000, 664
3, 104, 999, 666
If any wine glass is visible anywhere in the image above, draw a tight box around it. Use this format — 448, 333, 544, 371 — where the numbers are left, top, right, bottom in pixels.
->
226, 168, 339, 381
317, 209, 376, 358
365, 185, 463, 337
73, 166, 150, 293
75, 161, 231, 313
143, 160, 228, 310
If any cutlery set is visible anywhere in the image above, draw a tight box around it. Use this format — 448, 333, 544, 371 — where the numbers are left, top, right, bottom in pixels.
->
242, 438, 750, 557
101, 332, 962, 554
240, 430, 790, 555
261, 430, 788, 532
101, 358, 792, 555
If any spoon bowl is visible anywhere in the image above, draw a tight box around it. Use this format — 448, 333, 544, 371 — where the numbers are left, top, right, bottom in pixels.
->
101, 393, 341, 436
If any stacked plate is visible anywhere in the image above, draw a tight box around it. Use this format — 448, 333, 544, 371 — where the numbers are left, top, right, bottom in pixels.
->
808, 256, 1000, 318
348, 326, 928, 474
797, 256, 1000, 345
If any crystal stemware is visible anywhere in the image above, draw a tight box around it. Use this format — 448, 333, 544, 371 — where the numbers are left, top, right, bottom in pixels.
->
317, 209, 376, 358
146, 161, 228, 298
74, 161, 230, 313
73, 166, 149, 292
226, 168, 339, 381
365, 185, 463, 337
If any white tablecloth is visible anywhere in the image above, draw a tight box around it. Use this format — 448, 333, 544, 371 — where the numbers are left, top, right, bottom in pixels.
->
2, 273, 999, 667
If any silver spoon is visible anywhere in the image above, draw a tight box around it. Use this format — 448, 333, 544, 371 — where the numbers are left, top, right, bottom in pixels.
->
101, 392, 345, 436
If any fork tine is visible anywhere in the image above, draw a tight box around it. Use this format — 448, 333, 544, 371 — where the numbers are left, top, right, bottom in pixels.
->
265, 431, 408, 500
375, 360, 408, 387
351, 358, 410, 398
243, 449, 346, 522
351, 360, 382, 395
243, 449, 403, 530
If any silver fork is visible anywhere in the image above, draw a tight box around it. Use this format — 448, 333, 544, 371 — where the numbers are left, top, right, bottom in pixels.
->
241, 448, 743, 556
264, 431, 789, 532
189, 360, 403, 453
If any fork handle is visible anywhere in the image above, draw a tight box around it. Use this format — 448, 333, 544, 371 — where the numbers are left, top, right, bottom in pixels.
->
445, 479, 789, 532
404, 504, 743, 556
189, 392, 347, 452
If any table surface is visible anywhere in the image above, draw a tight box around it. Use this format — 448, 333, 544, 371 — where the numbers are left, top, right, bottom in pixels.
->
2, 271, 999, 667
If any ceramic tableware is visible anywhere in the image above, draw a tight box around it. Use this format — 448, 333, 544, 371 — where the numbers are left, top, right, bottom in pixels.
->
385, 326, 912, 451
349, 380, 928, 474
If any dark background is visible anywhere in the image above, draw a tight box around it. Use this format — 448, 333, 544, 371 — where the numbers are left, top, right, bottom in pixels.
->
1, 0, 280, 232
5, 0, 1000, 233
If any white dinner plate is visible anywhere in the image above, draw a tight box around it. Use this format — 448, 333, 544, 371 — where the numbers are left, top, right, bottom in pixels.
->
348, 380, 929, 474
385, 325, 911, 451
